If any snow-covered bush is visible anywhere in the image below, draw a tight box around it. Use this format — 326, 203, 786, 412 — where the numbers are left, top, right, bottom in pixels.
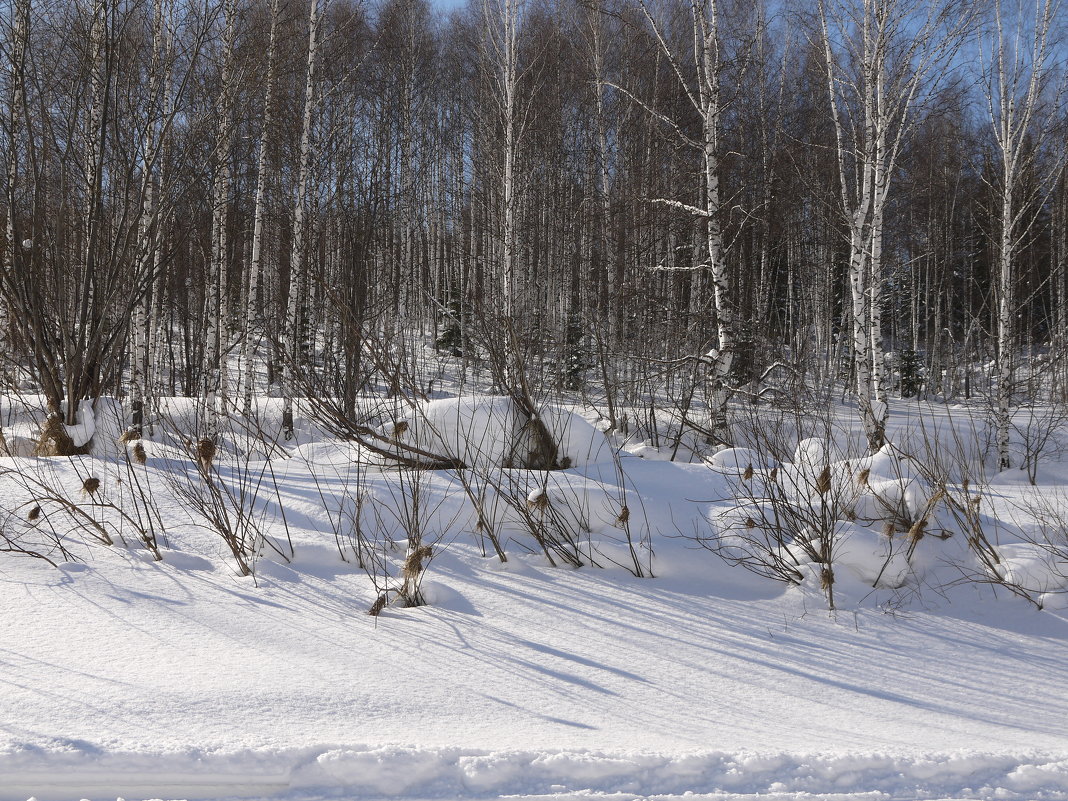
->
704, 429, 948, 607
994, 543, 1068, 594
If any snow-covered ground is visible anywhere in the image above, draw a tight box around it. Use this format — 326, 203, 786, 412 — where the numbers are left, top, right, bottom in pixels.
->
2, 395, 1068, 801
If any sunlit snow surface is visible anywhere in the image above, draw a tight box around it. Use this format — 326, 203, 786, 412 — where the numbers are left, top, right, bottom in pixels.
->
1, 397, 1067, 801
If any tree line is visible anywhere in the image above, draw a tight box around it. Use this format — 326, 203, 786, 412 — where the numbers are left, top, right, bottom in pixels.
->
1, 0, 1066, 465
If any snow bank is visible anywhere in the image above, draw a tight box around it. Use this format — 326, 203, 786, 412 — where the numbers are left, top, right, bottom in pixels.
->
4, 746, 1068, 801
828, 521, 911, 588
996, 543, 1068, 594
708, 447, 774, 478
387, 396, 611, 468
710, 437, 949, 595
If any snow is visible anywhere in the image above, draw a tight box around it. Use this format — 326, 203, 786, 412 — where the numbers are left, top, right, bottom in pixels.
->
1, 395, 1068, 801
386, 395, 612, 468
64, 399, 96, 447
996, 543, 1068, 593
707, 447, 773, 477
826, 521, 911, 587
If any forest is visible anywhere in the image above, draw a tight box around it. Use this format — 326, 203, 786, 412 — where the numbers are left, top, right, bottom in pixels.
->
0, 0, 1066, 466
6, 6, 1068, 797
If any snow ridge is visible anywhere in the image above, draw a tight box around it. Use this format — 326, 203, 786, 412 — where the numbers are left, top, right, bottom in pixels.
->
5, 747, 1068, 801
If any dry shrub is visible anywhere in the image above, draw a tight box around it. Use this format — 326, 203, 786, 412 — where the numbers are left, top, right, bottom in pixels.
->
34, 415, 89, 457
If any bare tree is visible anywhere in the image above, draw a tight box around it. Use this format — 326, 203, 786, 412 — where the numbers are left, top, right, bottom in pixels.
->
608, 0, 737, 444
242, 0, 283, 418
816, 0, 973, 450
978, 0, 1067, 469
282, 0, 327, 441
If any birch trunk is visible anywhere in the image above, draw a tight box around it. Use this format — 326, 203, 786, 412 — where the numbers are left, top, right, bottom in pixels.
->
243, 0, 282, 417
818, 0, 972, 452
981, 0, 1063, 469
484, 0, 522, 317
67, 0, 109, 429
205, 0, 238, 442
129, 0, 171, 438
1, 0, 30, 382
283, 0, 325, 441
626, 0, 735, 444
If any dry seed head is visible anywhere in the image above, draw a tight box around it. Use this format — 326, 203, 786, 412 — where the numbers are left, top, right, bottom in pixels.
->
769, 467, 778, 482
118, 429, 141, 444
908, 518, 928, 544
820, 567, 835, 590
527, 491, 550, 513
34, 415, 77, 457
82, 477, 101, 497
368, 593, 388, 617
196, 438, 216, 471
745, 517, 757, 529
391, 420, 409, 441
27, 505, 41, 522
815, 466, 832, 496
132, 441, 148, 465
742, 464, 754, 482
856, 468, 870, 487
615, 504, 630, 526
403, 545, 434, 577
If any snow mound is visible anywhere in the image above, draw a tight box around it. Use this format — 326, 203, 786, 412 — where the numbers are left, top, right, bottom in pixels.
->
88, 397, 127, 459
292, 439, 365, 465
387, 396, 611, 468
64, 399, 96, 448
829, 521, 911, 588
708, 447, 774, 477
792, 437, 830, 471
996, 543, 1068, 594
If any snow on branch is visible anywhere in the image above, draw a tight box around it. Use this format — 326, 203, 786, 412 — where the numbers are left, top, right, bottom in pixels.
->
645, 197, 713, 217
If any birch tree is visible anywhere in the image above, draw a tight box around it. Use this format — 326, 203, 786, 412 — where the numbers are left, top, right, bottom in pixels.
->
480, 0, 527, 319
203, 0, 239, 441
129, 0, 175, 438
816, 0, 973, 450
610, 0, 737, 444
283, 0, 326, 441
243, 0, 283, 417
1, 0, 30, 386
978, 0, 1066, 469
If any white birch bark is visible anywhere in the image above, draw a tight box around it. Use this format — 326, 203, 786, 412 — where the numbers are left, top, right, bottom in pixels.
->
482, 0, 523, 318
205, 0, 238, 442
817, 0, 972, 451
624, 0, 734, 444
130, 0, 171, 438
72, 0, 108, 426
283, 0, 325, 441
1, 0, 30, 379
243, 0, 283, 418
980, 0, 1064, 470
